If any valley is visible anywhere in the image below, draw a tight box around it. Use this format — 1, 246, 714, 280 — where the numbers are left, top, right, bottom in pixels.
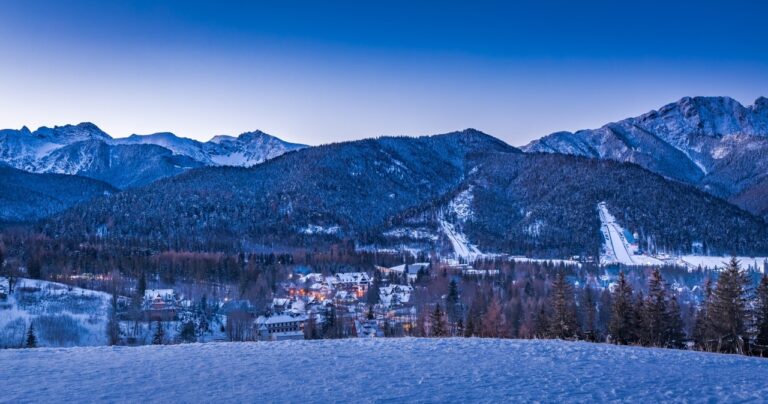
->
4, 2, 767, 402
2, 97, 768, 359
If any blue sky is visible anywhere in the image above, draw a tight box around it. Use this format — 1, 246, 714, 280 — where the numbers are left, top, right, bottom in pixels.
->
0, 0, 766, 146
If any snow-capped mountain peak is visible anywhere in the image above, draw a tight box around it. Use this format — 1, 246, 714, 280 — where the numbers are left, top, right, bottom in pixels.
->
0, 123, 111, 172
115, 129, 307, 167
208, 134, 236, 144
524, 95, 768, 218
0, 122, 306, 188
202, 129, 306, 167
33, 122, 112, 144
114, 132, 210, 163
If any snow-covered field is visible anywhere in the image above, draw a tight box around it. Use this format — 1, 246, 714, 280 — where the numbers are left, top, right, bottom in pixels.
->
2, 338, 767, 402
0, 278, 110, 348
675, 255, 768, 272
509, 256, 581, 266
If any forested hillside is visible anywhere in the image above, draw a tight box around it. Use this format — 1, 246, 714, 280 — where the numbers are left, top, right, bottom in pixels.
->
42, 130, 516, 250
464, 153, 768, 257
38, 132, 768, 257
0, 167, 116, 223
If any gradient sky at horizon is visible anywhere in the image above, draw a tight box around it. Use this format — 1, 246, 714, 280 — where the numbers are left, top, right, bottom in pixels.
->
0, 0, 766, 146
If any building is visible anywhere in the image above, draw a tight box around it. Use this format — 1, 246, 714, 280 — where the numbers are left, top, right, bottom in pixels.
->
333, 290, 359, 305
143, 289, 178, 321
270, 297, 306, 315
255, 313, 308, 341
459, 265, 500, 277
327, 272, 371, 297
383, 263, 430, 282
379, 284, 413, 307
355, 319, 383, 338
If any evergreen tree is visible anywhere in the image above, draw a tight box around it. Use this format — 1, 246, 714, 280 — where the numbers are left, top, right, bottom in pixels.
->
431, 304, 447, 337
547, 272, 579, 339
200, 294, 208, 316
179, 321, 197, 343
533, 303, 549, 339
27, 257, 42, 280
152, 320, 165, 345
755, 274, 768, 356
598, 289, 612, 336
107, 291, 121, 346
416, 267, 427, 284
464, 317, 475, 337
609, 271, 635, 345
665, 295, 686, 349
582, 285, 597, 341
366, 270, 382, 305
709, 257, 751, 354
446, 279, 461, 323
25, 322, 37, 348
138, 271, 147, 298
634, 291, 646, 345
133, 271, 147, 312
197, 295, 210, 341
693, 278, 715, 351
198, 312, 209, 341
643, 269, 668, 347
524, 279, 534, 297
322, 305, 338, 338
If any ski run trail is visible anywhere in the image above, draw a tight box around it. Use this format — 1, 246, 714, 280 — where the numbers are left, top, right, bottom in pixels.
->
598, 202, 664, 266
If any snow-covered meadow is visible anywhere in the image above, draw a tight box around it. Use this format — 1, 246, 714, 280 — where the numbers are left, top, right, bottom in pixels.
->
2, 338, 767, 402
0, 278, 110, 348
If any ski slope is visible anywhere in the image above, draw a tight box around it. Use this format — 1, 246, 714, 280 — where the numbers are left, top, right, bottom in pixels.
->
440, 219, 482, 260
598, 203, 663, 266
2, 339, 767, 402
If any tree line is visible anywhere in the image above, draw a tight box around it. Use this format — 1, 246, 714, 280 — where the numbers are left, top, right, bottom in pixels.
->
404, 257, 768, 358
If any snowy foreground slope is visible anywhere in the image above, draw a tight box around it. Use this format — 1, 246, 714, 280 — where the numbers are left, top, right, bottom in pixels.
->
2, 339, 768, 403
0, 278, 110, 348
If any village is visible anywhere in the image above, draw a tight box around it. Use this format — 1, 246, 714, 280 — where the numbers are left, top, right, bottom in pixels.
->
3, 251, 755, 349
110, 262, 446, 343
99, 259, 520, 344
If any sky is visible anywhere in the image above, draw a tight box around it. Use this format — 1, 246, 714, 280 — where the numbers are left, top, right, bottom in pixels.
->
0, 0, 766, 146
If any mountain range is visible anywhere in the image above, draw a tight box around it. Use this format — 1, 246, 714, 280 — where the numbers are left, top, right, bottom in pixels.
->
3, 95, 768, 257
0, 123, 305, 188
525, 96, 768, 219
41, 129, 768, 257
